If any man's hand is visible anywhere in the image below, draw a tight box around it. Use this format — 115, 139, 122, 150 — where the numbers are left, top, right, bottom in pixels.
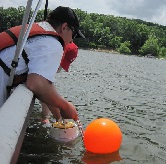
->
48, 106, 61, 121
60, 102, 78, 121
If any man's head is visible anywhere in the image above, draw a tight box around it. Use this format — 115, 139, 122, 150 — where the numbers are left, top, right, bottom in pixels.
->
60, 42, 78, 72
47, 6, 85, 44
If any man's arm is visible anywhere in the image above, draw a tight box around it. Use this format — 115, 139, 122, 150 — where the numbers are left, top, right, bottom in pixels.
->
26, 73, 78, 121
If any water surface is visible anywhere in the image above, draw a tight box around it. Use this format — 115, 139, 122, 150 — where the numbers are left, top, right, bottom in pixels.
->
18, 50, 166, 164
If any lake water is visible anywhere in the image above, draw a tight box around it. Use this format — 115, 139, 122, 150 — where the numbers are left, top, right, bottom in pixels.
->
18, 50, 166, 164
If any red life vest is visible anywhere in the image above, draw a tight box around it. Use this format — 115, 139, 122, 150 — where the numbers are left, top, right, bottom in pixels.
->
0, 22, 65, 76
0, 23, 64, 52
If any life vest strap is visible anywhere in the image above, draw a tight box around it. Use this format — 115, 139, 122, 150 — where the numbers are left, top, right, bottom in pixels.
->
0, 58, 28, 95
5, 29, 30, 65
0, 58, 11, 76
22, 49, 29, 64
5, 29, 18, 44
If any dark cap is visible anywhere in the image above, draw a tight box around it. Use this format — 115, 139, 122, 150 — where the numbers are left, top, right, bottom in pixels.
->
47, 6, 85, 38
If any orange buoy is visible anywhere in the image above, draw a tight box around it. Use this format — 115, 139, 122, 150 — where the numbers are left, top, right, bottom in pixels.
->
84, 118, 122, 154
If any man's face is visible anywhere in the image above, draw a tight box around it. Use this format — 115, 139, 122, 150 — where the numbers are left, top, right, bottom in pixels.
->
61, 23, 73, 44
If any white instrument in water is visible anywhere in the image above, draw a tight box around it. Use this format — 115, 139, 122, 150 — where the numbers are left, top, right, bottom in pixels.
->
49, 120, 79, 142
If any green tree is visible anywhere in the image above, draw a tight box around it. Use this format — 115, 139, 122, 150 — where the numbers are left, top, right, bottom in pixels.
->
1, 6, 165, 57
109, 36, 122, 50
159, 47, 166, 58
139, 36, 159, 56
118, 41, 131, 54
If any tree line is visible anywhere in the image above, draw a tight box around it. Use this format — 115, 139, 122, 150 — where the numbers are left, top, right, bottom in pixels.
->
0, 6, 166, 58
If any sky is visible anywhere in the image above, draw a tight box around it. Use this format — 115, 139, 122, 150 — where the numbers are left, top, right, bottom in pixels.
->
1, 0, 166, 26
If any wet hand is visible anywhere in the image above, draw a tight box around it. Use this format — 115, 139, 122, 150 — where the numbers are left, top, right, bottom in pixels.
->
50, 107, 61, 122
60, 102, 78, 121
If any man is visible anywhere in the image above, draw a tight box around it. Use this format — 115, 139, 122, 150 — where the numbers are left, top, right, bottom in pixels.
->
0, 6, 85, 121
41, 42, 78, 123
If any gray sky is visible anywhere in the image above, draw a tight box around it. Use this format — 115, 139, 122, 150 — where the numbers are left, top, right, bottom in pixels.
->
1, 0, 166, 26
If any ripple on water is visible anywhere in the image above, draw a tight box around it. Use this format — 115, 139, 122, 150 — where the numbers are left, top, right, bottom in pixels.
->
18, 50, 166, 164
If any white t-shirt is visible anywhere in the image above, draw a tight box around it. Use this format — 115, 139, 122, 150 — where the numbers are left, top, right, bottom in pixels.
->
0, 22, 63, 107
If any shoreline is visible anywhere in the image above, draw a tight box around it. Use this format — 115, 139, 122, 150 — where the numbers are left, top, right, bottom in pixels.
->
79, 47, 165, 60
80, 47, 119, 54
